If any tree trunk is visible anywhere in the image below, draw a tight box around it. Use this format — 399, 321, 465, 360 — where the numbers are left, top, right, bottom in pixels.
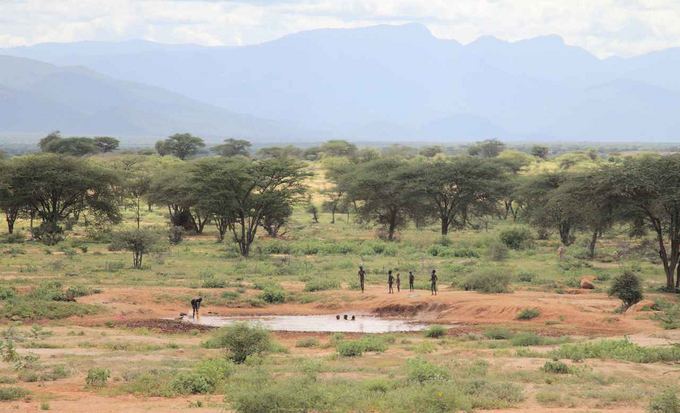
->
440, 216, 449, 236
587, 230, 598, 258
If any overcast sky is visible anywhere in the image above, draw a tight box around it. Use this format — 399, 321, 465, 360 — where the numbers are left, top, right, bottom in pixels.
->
1, 0, 680, 57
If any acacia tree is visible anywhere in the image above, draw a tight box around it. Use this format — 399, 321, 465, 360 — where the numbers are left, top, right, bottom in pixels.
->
148, 164, 208, 233
211, 138, 251, 157
343, 158, 413, 241
516, 172, 582, 246
113, 155, 154, 229
111, 229, 164, 269
409, 157, 505, 236
192, 158, 308, 256
155, 133, 205, 160
606, 155, 680, 290
93, 137, 120, 153
5, 154, 120, 244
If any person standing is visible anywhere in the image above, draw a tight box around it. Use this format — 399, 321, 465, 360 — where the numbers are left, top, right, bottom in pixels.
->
409, 271, 415, 292
387, 270, 394, 294
396, 273, 401, 292
358, 266, 366, 293
430, 270, 438, 296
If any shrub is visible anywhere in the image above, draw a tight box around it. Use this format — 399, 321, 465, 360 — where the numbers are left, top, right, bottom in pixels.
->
487, 242, 509, 261
510, 332, 543, 347
170, 372, 213, 395
85, 368, 110, 388
259, 287, 286, 304
304, 279, 339, 292
551, 339, 680, 363
295, 338, 320, 348
357, 336, 388, 353
517, 271, 536, 283
203, 323, 271, 363
2, 232, 25, 244
1, 299, 99, 320
542, 359, 571, 374
609, 270, 643, 311
229, 374, 330, 413
0, 386, 29, 400
406, 358, 450, 383
649, 388, 680, 413
194, 358, 234, 387
462, 270, 511, 293
516, 308, 540, 320
202, 278, 226, 288
499, 226, 534, 250
484, 327, 513, 340
424, 325, 446, 338
336, 340, 364, 357
0, 287, 16, 300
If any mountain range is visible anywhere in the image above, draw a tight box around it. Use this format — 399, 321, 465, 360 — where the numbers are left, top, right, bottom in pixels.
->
3, 23, 680, 143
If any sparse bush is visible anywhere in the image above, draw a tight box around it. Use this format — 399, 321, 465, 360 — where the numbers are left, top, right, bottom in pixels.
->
202, 278, 226, 288
406, 357, 450, 383
484, 327, 513, 340
609, 270, 643, 311
203, 323, 271, 363
336, 340, 364, 357
0, 386, 29, 400
551, 339, 680, 363
424, 325, 446, 338
85, 367, 110, 388
295, 338, 319, 348
542, 359, 571, 374
510, 332, 543, 346
516, 308, 540, 320
462, 270, 511, 293
0, 287, 16, 300
487, 242, 509, 261
649, 388, 680, 413
170, 372, 213, 395
499, 226, 534, 250
304, 279, 339, 292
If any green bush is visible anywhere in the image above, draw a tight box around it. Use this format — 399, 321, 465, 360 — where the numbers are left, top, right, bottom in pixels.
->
170, 372, 214, 395
499, 226, 534, 250
510, 332, 543, 347
202, 278, 226, 288
649, 388, 680, 413
542, 359, 571, 374
85, 368, 110, 388
406, 358, 450, 383
516, 308, 540, 320
259, 287, 286, 304
609, 270, 643, 310
336, 340, 364, 357
357, 336, 388, 353
1, 299, 100, 320
424, 325, 446, 338
0, 386, 29, 400
487, 242, 509, 261
0, 287, 16, 300
551, 339, 680, 363
462, 270, 511, 293
203, 323, 271, 363
229, 374, 330, 413
295, 338, 320, 348
304, 279, 339, 292
484, 327, 513, 340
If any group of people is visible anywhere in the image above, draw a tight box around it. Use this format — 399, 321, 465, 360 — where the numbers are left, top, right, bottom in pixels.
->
357, 266, 438, 295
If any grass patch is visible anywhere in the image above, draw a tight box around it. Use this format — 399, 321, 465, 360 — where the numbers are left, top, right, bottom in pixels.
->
551, 339, 680, 363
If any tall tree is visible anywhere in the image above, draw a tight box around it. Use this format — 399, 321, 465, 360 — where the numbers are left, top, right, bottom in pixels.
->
468, 139, 506, 158
5, 154, 120, 244
606, 155, 680, 290
211, 138, 251, 157
93, 137, 120, 153
155, 133, 205, 160
343, 158, 413, 240
148, 163, 208, 233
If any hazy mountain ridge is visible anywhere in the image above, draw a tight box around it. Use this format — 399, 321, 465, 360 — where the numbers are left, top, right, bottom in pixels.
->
3, 23, 680, 141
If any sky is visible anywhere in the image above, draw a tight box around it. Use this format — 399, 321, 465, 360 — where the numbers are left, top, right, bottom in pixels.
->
1, 0, 680, 57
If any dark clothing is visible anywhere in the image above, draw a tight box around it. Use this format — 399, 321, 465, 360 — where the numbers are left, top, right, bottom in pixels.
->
430, 273, 438, 295
358, 268, 366, 293
409, 273, 415, 292
388, 273, 394, 294
191, 297, 202, 319
396, 274, 401, 292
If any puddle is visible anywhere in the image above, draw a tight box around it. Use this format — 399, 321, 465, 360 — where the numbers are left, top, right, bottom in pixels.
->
186, 314, 432, 333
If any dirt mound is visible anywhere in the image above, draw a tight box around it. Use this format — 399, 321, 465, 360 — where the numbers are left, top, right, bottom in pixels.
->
117, 319, 215, 333
372, 302, 448, 317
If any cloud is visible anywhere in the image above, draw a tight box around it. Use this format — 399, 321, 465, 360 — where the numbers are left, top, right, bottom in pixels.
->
1, 0, 680, 56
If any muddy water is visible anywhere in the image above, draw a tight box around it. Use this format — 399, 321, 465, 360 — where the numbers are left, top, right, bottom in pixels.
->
187, 314, 431, 333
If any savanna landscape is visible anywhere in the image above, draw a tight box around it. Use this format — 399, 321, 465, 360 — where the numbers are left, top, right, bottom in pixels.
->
1, 136, 680, 413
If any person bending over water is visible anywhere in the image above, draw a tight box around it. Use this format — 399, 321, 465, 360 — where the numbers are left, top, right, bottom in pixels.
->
409, 271, 415, 292
191, 296, 203, 319
387, 270, 394, 294
430, 270, 438, 296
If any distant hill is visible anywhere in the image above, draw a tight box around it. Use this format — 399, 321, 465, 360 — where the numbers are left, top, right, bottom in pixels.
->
0, 55, 305, 143
4, 23, 680, 141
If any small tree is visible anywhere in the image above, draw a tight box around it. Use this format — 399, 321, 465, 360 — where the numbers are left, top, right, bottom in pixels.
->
155, 133, 205, 160
306, 203, 319, 223
205, 323, 271, 363
110, 229, 164, 269
93, 137, 120, 153
211, 138, 251, 157
608, 270, 643, 311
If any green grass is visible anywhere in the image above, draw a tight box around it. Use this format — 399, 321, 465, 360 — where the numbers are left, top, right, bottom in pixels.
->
551, 339, 680, 363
